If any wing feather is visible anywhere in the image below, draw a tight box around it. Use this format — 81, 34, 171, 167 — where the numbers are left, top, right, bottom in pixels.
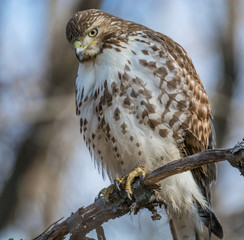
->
145, 30, 223, 238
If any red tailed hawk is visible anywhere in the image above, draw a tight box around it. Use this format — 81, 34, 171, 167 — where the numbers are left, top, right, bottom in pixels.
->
66, 9, 223, 240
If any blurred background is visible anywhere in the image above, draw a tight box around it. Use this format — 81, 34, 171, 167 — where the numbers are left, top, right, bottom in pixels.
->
0, 0, 243, 239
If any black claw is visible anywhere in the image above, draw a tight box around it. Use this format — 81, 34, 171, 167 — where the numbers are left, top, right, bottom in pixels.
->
98, 191, 103, 198
114, 179, 121, 191
127, 192, 132, 200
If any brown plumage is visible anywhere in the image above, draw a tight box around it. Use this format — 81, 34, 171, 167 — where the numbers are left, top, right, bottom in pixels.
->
66, 9, 223, 239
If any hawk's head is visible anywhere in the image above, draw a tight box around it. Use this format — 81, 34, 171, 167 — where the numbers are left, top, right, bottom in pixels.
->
66, 9, 126, 62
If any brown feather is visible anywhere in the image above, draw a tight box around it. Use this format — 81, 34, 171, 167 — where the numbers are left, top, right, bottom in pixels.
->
66, 9, 223, 239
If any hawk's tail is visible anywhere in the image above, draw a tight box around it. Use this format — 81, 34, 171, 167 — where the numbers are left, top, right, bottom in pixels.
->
169, 211, 203, 240
169, 208, 223, 240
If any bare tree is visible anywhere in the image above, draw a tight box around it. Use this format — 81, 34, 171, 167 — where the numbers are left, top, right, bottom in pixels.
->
0, 0, 101, 235
34, 141, 244, 240
213, 0, 239, 147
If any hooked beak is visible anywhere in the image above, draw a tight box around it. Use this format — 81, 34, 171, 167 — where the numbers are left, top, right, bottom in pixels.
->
73, 40, 96, 62
74, 46, 85, 62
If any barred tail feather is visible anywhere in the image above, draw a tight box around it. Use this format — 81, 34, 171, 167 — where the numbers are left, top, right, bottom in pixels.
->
169, 211, 204, 240
197, 203, 223, 239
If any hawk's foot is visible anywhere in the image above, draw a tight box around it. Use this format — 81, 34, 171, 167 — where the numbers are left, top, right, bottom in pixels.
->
99, 184, 116, 202
115, 167, 146, 199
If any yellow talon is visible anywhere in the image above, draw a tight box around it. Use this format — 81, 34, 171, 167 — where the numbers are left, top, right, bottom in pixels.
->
115, 167, 146, 198
99, 184, 116, 202
100, 167, 146, 202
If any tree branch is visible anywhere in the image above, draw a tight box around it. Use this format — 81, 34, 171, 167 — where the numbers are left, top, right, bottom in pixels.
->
34, 139, 244, 240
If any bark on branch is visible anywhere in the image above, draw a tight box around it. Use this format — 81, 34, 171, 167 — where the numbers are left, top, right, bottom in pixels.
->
34, 139, 244, 240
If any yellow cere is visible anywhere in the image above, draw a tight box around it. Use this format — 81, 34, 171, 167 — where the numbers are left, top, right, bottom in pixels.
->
73, 40, 82, 48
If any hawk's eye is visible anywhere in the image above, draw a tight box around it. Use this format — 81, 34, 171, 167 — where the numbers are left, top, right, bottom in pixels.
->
88, 28, 98, 37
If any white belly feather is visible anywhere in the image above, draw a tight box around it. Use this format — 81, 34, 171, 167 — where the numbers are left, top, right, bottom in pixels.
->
75, 36, 207, 212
